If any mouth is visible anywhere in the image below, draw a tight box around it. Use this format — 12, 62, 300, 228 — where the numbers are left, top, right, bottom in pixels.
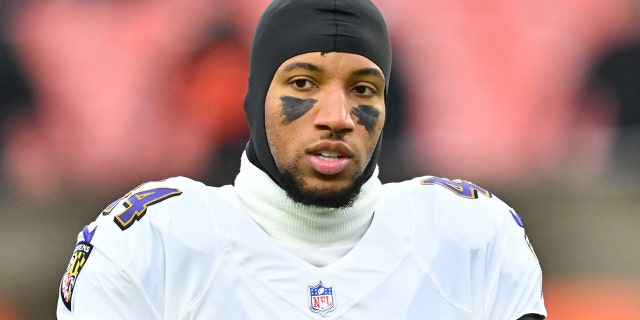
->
307, 145, 352, 176
315, 150, 345, 161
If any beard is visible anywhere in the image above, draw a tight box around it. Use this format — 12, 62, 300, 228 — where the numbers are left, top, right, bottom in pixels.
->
277, 167, 368, 208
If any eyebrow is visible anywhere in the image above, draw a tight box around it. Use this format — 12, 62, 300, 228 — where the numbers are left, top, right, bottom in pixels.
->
351, 68, 385, 82
282, 62, 322, 73
281, 62, 384, 82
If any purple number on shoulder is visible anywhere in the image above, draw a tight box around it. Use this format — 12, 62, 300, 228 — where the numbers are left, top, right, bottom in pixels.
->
112, 188, 182, 230
420, 177, 492, 199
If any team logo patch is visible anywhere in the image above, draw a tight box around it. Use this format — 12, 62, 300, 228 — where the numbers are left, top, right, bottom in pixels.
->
308, 281, 336, 316
60, 241, 94, 311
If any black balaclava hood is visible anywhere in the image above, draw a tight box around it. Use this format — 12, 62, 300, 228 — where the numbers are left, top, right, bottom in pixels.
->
243, 0, 392, 187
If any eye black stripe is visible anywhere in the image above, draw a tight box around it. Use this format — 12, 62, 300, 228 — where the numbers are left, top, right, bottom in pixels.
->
352, 105, 380, 133
280, 96, 317, 124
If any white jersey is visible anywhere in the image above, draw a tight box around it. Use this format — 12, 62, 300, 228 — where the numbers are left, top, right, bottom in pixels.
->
57, 164, 546, 319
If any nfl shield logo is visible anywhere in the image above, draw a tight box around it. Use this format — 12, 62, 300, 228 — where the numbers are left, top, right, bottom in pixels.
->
308, 281, 336, 316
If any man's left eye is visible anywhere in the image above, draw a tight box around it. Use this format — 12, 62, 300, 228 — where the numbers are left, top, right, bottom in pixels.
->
353, 85, 376, 95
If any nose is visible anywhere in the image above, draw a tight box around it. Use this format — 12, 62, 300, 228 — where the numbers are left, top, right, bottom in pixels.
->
313, 85, 356, 134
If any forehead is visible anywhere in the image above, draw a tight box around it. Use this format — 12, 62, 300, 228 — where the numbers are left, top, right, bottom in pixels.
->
275, 52, 385, 80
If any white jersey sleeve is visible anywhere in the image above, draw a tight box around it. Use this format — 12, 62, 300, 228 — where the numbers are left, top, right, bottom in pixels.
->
56, 176, 228, 319
57, 244, 159, 319
484, 204, 545, 318
396, 176, 546, 319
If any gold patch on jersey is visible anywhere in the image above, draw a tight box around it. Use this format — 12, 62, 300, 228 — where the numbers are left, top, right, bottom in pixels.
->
60, 241, 94, 311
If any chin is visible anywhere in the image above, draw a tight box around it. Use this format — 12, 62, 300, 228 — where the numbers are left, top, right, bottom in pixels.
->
278, 170, 366, 208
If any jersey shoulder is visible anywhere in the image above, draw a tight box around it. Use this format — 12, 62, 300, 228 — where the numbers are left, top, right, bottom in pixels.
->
384, 175, 510, 212
380, 176, 544, 318
381, 175, 523, 248
75, 176, 236, 270
93, 176, 219, 233
60, 177, 237, 315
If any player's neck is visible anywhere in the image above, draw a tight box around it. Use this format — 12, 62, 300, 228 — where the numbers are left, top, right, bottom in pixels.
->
234, 152, 380, 252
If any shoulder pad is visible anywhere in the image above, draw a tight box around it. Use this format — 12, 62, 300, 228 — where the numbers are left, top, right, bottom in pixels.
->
99, 177, 203, 231
405, 176, 519, 247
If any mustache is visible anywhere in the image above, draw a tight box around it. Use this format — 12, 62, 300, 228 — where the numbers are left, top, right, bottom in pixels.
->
319, 132, 346, 140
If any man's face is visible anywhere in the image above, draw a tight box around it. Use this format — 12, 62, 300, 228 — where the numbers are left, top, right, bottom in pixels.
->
265, 52, 386, 207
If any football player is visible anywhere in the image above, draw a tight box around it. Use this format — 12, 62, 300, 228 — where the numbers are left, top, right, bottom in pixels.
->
57, 0, 546, 318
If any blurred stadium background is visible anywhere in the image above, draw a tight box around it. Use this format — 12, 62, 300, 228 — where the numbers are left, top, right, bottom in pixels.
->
0, 0, 639, 319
